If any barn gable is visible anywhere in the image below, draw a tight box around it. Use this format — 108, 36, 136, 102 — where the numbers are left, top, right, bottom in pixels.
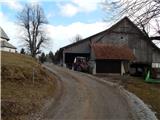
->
94, 17, 160, 64
62, 17, 160, 53
96, 17, 145, 45
108, 17, 142, 34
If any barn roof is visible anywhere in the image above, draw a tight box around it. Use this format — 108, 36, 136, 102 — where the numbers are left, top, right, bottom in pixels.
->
0, 27, 10, 41
0, 40, 16, 49
91, 44, 135, 60
61, 17, 136, 49
61, 16, 160, 52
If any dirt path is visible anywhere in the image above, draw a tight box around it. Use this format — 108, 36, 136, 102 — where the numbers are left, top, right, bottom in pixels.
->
41, 64, 136, 120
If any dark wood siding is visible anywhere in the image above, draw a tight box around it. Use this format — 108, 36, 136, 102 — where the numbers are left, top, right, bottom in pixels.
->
96, 60, 121, 73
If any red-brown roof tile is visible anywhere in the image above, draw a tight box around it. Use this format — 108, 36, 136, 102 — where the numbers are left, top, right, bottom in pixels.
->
91, 43, 135, 60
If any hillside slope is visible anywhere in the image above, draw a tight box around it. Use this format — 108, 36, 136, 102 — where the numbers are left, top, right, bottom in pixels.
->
1, 52, 56, 120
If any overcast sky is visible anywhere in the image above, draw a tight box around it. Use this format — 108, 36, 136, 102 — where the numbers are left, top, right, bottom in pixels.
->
0, 0, 114, 53
0, 0, 159, 53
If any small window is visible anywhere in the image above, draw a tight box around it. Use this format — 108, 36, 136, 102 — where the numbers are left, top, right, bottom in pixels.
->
121, 36, 123, 39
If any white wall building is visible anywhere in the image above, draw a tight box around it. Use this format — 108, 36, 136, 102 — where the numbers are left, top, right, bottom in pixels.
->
0, 27, 16, 53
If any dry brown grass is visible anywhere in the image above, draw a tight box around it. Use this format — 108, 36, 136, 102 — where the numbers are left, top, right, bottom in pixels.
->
1, 51, 57, 120
97, 75, 160, 119
125, 77, 160, 119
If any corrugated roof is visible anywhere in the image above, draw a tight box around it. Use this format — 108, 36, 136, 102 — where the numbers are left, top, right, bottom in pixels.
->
0, 40, 16, 49
0, 27, 10, 41
91, 44, 135, 60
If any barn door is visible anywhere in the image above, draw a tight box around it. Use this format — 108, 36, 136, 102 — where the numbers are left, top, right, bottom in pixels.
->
96, 60, 121, 73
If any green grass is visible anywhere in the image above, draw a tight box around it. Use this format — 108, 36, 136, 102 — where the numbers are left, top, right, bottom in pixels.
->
1, 51, 56, 120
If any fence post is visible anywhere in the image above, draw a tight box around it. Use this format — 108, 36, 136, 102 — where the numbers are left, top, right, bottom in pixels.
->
32, 68, 35, 84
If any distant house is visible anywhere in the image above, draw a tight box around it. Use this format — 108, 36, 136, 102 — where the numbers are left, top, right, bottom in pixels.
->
60, 17, 160, 76
0, 27, 16, 53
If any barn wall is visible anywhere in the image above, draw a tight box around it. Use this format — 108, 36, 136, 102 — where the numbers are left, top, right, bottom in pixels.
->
62, 17, 160, 70
64, 40, 90, 53
152, 50, 160, 63
63, 40, 91, 68
100, 33, 128, 45
94, 18, 154, 64
128, 35, 153, 63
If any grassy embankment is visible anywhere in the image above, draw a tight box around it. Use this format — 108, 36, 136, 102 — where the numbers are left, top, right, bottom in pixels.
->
1, 51, 56, 120
99, 75, 160, 119
125, 77, 160, 119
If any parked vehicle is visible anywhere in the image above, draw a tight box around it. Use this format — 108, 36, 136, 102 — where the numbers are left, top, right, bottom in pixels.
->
73, 57, 89, 72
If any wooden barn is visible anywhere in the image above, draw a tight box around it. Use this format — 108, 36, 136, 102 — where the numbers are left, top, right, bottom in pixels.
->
60, 17, 160, 76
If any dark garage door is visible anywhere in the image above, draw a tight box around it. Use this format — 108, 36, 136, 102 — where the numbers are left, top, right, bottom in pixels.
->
96, 60, 121, 73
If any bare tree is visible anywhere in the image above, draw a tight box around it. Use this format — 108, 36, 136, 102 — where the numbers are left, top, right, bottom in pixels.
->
17, 4, 49, 57
72, 34, 82, 43
103, 0, 160, 40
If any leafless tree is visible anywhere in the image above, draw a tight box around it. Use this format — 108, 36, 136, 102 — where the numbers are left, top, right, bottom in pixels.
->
72, 34, 82, 43
17, 4, 49, 57
103, 0, 160, 40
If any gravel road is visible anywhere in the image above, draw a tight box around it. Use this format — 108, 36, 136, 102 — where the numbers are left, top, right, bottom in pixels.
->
41, 64, 137, 120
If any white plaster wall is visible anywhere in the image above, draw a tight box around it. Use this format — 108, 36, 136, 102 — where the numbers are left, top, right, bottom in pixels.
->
0, 38, 16, 53
0, 37, 6, 41
0, 47, 16, 53
152, 63, 160, 68
121, 61, 125, 75
92, 61, 96, 75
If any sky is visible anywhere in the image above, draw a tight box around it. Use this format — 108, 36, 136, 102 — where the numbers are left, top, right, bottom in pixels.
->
0, 0, 159, 54
0, 0, 114, 53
